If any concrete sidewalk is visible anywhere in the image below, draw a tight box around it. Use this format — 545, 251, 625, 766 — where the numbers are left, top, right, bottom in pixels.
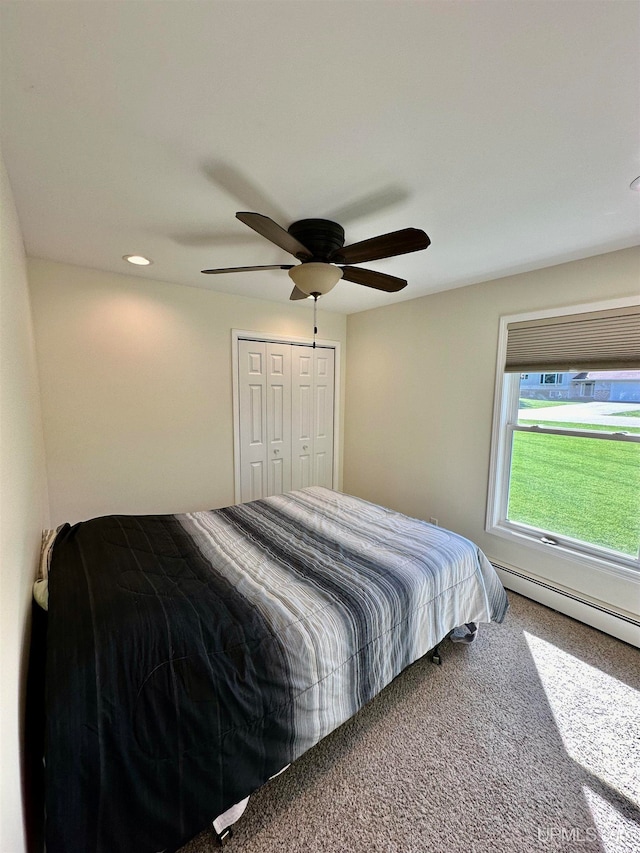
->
518, 402, 640, 429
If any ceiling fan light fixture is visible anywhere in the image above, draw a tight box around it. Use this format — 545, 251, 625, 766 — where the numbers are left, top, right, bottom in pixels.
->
288, 262, 342, 296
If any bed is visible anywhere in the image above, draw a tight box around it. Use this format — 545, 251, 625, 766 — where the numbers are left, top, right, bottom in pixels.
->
43, 486, 508, 852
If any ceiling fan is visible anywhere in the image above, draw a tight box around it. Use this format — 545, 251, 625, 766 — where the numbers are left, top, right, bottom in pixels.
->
201, 212, 431, 300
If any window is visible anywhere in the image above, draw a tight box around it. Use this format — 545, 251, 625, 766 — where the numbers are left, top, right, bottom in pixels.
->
541, 372, 563, 384
487, 301, 640, 573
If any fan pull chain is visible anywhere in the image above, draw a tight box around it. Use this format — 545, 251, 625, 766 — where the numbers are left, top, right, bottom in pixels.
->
312, 294, 318, 349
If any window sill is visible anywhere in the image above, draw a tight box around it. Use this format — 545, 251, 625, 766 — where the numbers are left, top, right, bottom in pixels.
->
486, 520, 640, 582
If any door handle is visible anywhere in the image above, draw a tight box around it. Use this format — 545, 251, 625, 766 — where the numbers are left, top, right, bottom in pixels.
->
303, 445, 309, 451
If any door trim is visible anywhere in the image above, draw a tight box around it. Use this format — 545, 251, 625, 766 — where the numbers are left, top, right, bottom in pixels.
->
232, 329, 342, 504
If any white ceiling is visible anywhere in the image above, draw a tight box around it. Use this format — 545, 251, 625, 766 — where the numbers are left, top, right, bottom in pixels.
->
1, 1, 639, 314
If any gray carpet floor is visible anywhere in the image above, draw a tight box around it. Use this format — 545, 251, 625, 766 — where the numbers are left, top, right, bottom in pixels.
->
179, 592, 640, 853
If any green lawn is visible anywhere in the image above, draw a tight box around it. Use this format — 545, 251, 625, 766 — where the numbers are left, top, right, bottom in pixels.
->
508, 431, 640, 557
617, 409, 640, 418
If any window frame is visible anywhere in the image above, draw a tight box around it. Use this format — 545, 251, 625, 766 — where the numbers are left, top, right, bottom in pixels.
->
541, 372, 563, 384
486, 297, 640, 579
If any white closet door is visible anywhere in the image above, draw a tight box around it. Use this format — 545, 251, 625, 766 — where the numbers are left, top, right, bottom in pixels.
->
266, 342, 292, 496
291, 347, 314, 490
238, 340, 267, 501
312, 347, 335, 488
238, 338, 336, 502
291, 346, 335, 491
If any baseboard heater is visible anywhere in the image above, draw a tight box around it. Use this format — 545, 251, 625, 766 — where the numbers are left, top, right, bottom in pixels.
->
491, 562, 640, 629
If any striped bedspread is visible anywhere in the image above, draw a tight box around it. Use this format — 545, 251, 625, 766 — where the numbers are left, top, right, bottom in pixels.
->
45, 487, 507, 853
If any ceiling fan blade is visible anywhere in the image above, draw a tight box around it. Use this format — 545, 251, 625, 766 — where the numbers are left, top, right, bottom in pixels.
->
201, 264, 293, 274
332, 228, 430, 265
340, 266, 407, 292
289, 286, 309, 301
236, 212, 312, 259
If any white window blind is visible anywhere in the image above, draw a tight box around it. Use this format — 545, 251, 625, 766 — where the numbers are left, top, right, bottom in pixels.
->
505, 305, 640, 373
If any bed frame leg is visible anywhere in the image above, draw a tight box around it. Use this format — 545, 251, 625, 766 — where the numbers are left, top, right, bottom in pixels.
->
212, 824, 233, 846
430, 644, 442, 665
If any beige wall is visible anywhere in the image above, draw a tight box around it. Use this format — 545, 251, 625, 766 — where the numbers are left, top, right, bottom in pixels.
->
28, 259, 347, 526
344, 247, 640, 623
0, 156, 49, 852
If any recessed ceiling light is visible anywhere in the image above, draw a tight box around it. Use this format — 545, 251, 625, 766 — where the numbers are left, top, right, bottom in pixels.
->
123, 254, 153, 266
630, 176, 640, 191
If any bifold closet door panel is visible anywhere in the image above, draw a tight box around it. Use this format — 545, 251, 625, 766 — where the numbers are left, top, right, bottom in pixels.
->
291, 347, 314, 491
291, 346, 335, 491
312, 348, 335, 489
266, 342, 292, 496
238, 339, 268, 502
